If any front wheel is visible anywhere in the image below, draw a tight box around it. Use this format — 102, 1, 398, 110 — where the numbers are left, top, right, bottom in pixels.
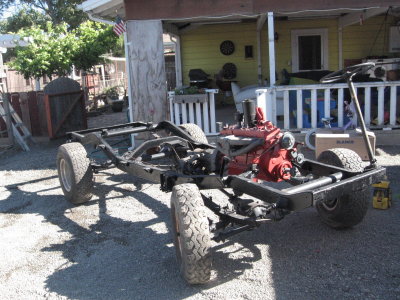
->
170, 184, 212, 284
316, 148, 369, 229
57, 143, 93, 204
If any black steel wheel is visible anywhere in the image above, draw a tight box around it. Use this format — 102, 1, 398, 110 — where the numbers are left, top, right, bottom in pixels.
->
179, 123, 208, 144
316, 148, 369, 229
170, 183, 212, 284
57, 142, 93, 204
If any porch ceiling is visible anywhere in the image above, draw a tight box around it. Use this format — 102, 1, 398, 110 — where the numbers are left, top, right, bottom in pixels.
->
80, 0, 400, 21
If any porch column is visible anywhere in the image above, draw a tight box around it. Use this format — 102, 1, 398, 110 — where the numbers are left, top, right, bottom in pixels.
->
126, 20, 168, 124
267, 12, 276, 86
170, 34, 183, 87
267, 12, 277, 124
123, 31, 135, 146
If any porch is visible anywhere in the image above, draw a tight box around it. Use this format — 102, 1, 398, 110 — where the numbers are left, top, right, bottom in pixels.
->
169, 80, 400, 136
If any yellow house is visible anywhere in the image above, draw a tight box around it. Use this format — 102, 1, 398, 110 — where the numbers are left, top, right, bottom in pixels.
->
180, 14, 400, 87
79, 1, 400, 134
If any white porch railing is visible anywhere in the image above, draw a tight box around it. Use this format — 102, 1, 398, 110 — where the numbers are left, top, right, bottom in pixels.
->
256, 81, 400, 130
168, 89, 219, 135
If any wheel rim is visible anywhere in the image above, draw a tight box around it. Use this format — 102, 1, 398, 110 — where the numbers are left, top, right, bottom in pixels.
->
321, 198, 338, 211
60, 158, 72, 192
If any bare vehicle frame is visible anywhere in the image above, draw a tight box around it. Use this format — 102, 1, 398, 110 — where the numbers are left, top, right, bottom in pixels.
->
57, 63, 385, 284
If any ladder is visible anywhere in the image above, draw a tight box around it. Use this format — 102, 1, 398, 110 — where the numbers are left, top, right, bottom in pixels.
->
0, 98, 34, 151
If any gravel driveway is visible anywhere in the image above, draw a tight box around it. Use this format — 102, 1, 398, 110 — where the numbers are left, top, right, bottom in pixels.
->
1, 137, 399, 300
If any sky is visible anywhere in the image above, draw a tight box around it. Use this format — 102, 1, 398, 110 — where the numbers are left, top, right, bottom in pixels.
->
0, 1, 21, 20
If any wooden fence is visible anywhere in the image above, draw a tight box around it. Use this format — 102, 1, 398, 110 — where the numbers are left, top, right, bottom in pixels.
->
0, 90, 87, 138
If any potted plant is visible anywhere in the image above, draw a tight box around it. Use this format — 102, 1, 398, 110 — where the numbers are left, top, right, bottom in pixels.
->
104, 86, 124, 112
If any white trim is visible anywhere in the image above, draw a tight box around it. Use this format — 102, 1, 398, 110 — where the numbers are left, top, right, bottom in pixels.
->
170, 34, 183, 87
338, 7, 388, 28
124, 31, 135, 147
338, 26, 343, 69
78, 0, 122, 12
268, 12, 276, 86
291, 28, 329, 72
87, 13, 115, 26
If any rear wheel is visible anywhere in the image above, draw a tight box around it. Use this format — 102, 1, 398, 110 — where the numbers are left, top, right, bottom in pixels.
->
316, 148, 369, 229
57, 143, 93, 204
179, 123, 208, 144
170, 183, 212, 284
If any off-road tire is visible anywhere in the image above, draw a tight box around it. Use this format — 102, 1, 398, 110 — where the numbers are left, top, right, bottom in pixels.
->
316, 148, 368, 229
170, 184, 212, 284
179, 123, 208, 144
57, 142, 93, 204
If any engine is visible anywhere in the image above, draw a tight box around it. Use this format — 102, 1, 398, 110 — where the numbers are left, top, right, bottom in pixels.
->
216, 100, 301, 182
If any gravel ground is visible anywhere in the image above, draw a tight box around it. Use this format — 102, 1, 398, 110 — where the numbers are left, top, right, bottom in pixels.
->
1, 119, 400, 299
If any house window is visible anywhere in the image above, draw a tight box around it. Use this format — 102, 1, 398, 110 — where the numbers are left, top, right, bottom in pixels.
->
291, 28, 328, 72
43, 75, 48, 84
245, 45, 253, 59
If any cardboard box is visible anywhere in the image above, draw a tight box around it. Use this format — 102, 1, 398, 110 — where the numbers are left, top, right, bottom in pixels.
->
315, 130, 375, 161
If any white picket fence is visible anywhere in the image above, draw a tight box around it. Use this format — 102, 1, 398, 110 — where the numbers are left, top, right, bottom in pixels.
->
168, 89, 219, 135
256, 81, 400, 130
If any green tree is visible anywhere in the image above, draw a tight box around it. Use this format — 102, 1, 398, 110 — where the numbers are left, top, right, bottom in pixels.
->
72, 21, 119, 71
0, 0, 87, 29
10, 21, 119, 80
10, 22, 77, 80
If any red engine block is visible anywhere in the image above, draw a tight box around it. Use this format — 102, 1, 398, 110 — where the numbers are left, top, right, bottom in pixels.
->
219, 108, 295, 182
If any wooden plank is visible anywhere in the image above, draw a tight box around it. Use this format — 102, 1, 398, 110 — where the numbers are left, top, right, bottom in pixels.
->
377, 86, 384, 125
296, 90, 303, 129
27, 92, 41, 136
208, 92, 217, 133
202, 101, 209, 134
36, 92, 48, 136
188, 103, 195, 123
338, 88, 344, 127
324, 88, 330, 119
168, 92, 174, 122
10, 93, 22, 119
256, 91, 267, 121
44, 94, 54, 138
195, 102, 202, 129
126, 20, 167, 124
181, 103, 188, 124
19, 93, 32, 134
390, 86, 397, 126
174, 103, 180, 125
2, 94, 13, 145
364, 87, 371, 125
80, 93, 88, 130
283, 90, 289, 129
311, 89, 317, 128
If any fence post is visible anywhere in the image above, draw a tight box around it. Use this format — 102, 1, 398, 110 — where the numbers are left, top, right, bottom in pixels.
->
3, 93, 14, 146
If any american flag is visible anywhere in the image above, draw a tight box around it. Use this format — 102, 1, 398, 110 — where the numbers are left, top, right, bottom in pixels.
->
113, 17, 126, 36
